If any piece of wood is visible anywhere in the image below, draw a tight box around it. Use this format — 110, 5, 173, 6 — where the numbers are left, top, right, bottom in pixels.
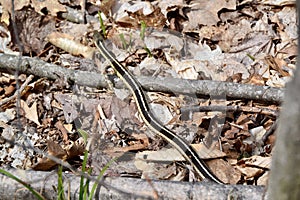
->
266, 2, 300, 198
0, 54, 284, 103
0, 169, 265, 199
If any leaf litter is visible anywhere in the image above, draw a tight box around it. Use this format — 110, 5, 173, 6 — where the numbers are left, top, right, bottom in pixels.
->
0, 0, 297, 185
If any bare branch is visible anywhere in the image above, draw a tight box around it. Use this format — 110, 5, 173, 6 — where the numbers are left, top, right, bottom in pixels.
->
0, 54, 284, 103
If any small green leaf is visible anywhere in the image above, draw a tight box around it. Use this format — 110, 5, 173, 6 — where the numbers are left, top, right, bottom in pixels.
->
98, 11, 106, 37
77, 129, 89, 144
140, 21, 146, 40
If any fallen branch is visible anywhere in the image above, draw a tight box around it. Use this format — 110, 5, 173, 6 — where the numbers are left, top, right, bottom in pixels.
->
180, 105, 279, 117
0, 169, 265, 199
0, 54, 284, 103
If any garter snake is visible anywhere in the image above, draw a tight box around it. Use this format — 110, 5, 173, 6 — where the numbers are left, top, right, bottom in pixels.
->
93, 31, 224, 184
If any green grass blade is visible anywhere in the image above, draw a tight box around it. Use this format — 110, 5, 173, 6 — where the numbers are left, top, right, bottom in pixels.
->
98, 11, 106, 37
119, 33, 128, 49
246, 53, 255, 61
57, 165, 66, 200
79, 150, 89, 200
140, 20, 146, 41
0, 168, 46, 200
88, 158, 117, 200
144, 47, 152, 57
83, 174, 90, 200
139, 21, 152, 57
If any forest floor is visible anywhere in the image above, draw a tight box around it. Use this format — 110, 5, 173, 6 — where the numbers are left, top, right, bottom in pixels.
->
0, 0, 297, 198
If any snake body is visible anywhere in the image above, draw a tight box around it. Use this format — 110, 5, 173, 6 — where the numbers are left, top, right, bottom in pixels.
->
93, 32, 224, 184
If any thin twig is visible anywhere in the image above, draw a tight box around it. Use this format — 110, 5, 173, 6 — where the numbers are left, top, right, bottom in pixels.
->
180, 105, 279, 118
0, 75, 34, 106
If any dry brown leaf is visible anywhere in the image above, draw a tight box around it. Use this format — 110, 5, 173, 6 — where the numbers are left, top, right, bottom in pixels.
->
172, 60, 199, 79
9, 7, 56, 54
135, 144, 236, 183
110, 96, 140, 126
278, 44, 297, 57
235, 114, 252, 126
64, 124, 73, 133
246, 74, 266, 85
241, 155, 271, 169
257, 171, 269, 185
219, 19, 252, 51
104, 133, 149, 155
99, 0, 116, 15
135, 159, 178, 180
1, 0, 31, 16
264, 55, 290, 77
235, 155, 271, 184
115, 2, 166, 28
192, 143, 227, 159
4, 84, 15, 96
236, 165, 265, 179
54, 93, 79, 123
207, 159, 241, 184
177, 42, 250, 81
55, 121, 69, 144
127, 6, 166, 28
31, 0, 66, 15
32, 140, 67, 171
66, 139, 85, 159
261, 0, 296, 7
184, 0, 236, 28
32, 140, 84, 171
136, 143, 226, 163
0, 24, 17, 55
20, 100, 41, 126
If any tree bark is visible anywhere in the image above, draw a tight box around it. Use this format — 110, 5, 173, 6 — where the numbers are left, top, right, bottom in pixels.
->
266, 2, 300, 199
0, 169, 265, 200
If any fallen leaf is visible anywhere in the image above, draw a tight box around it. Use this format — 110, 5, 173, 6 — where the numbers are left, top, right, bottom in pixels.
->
241, 155, 271, 169
9, 7, 56, 54
20, 100, 41, 126
236, 164, 264, 179
184, 0, 236, 27
257, 171, 269, 185
31, 0, 66, 15
135, 143, 226, 162
104, 133, 149, 155
32, 140, 67, 171
32, 139, 84, 171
